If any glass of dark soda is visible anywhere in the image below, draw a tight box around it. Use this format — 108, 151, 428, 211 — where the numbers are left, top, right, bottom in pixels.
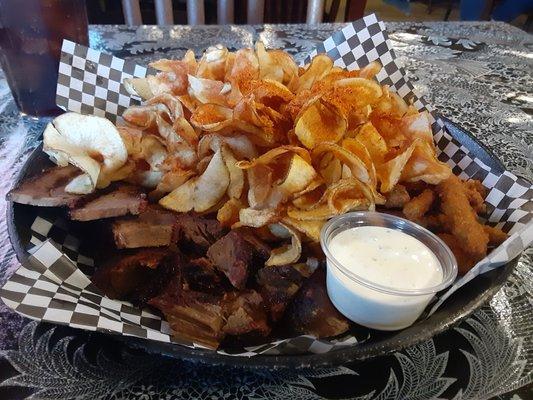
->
0, 0, 88, 117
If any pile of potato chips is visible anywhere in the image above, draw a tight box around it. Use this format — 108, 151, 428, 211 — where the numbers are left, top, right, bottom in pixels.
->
65, 43, 452, 266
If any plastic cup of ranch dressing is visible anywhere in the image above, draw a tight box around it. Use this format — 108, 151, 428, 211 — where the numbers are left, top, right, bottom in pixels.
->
320, 211, 458, 331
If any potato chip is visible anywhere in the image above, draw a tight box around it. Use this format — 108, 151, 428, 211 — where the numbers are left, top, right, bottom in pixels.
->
251, 79, 294, 111
354, 122, 388, 164
372, 86, 408, 117
150, 169, 195, 199
239, 207, 279, 228
193, 149, 230, 212
173, 117, 198, 147
226, 48, 259, 95
282, 89, 316, 120
358, 61, 382, 79
297, 54, 333, 93
265, 223, 302, 266
378, 140, 419, 192
282, 217, 323, 242
292, 184, 325, 210
342, 137, 377, 187
316, 152, 342, 185
236, 145, 311, 169
277, 154, 317, 196
190, 104, 233, 132
324, 77, 383, 115
401, 111, 434, 147
294, 98, 347, 149
197, 45, 229, 81
220, 145, 244, 199
147, 93, 184, 121
43, 113, 128, 194
123, 76, 155, 100
198, 134, 257, 160
312, 143, 371, 186
122, 104, 168, 130
325, 178, 372, 212
159, 178, 196, 212
181, 49, 198, 73
287, 204, 336, 221
217, 197, 244, 227
256, 42, 299, 91
400, 141, 451, 184
187, 75, 231, 106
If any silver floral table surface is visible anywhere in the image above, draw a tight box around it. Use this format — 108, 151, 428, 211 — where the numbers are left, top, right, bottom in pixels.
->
0, 21, 531, 400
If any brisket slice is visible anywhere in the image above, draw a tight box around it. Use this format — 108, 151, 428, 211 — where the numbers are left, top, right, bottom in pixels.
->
70, 184, 147, 221
234, 227, 271, 261
91, 248, 178, 306
112, 205, 179, 249
175, 213, 227, 251
7, 165, 84, 207
222, 290, 270, 337
207, 230, 255, 290
257, 261, 318, 321
148, 277, 225, 349
283, 268, 349, 338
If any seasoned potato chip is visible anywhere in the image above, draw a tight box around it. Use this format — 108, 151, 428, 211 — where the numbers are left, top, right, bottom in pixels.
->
173, 117, 198, 147
287, 204, 336, 221
251, 79, 294, 110
295, 98, 347, 149
324, 77, 383, 115
355, 122, 388, 164
190, 104, 233, 132
226, 48, 260, 95
298, 54, 333, 93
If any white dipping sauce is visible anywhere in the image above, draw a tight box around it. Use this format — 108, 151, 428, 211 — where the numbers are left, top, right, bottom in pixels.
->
326, 226, 443, 330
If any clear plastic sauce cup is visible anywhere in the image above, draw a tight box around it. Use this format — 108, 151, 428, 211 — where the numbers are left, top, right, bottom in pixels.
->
320, 211, 458, 331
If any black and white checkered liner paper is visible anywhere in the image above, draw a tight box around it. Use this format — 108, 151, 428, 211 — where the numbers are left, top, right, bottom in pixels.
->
2, 14, 532, 356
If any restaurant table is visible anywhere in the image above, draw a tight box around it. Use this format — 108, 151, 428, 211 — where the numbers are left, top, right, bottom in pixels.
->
0, 21, 531, 400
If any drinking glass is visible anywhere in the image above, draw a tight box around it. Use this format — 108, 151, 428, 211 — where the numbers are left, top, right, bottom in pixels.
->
0, 0, 88, 117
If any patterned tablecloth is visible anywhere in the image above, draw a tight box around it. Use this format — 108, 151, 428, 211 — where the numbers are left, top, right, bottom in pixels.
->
0, 21, 531, 400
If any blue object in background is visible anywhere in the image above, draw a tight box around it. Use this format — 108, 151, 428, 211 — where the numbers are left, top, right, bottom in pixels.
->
384, 0, 411, 15
492, 0, 533, 21
460, 0, 533, 21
